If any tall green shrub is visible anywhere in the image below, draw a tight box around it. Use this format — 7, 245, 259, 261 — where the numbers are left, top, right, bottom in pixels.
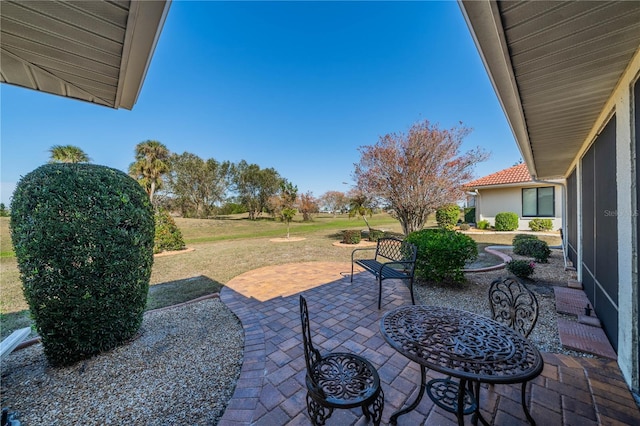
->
494, 212, 519, 231
406, 229, 477, 284
10, 164, 154, 366
435, 204, 461, 230
464, 207, 475, 223
154, 209, 186, 254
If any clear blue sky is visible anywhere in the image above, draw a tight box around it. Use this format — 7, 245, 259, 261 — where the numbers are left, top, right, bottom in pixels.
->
0, 1, 521, 207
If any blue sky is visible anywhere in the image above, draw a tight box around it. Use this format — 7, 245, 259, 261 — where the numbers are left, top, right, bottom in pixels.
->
0, 1, 521, 207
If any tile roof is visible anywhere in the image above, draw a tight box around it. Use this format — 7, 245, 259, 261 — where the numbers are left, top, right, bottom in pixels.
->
465, 163, 532, 188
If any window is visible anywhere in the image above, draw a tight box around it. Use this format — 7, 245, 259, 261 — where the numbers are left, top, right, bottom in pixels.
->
522, 187, 554, 217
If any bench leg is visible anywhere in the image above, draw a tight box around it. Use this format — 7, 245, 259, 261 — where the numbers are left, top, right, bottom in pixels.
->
351, 262, 354, 282
378, 277, 383, 309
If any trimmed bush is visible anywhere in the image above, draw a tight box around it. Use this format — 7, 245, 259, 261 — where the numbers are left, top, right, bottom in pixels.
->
506, 260, 536, 279
513, 235, 551, 263
406, 229, 477, 284
368, 229, 385, 242
342, 230, 361, 244
459, 223, 470, 231
464, 207, 475, 223
477, 220, 490, 230
494, 212, 519, 231
154, 209, 186, 254
436, 204, 461, 230
10, 164, 154, 366
529, 218, 553, 232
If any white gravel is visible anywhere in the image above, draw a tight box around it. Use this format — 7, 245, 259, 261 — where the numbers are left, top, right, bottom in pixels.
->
1, 297, 243, 426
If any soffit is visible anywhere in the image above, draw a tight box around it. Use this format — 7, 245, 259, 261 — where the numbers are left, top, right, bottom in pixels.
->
461, 1, 640, 179
0, 0, 170, 110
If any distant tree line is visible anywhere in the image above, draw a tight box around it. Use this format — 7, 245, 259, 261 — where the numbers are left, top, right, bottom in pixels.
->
42, 118, 488, 232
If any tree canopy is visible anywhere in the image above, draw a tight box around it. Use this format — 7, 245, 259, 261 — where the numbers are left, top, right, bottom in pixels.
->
353, 120, 488, 235
48, 145, 91, 163
128, 140, 170, 204
232, 160, 283, 220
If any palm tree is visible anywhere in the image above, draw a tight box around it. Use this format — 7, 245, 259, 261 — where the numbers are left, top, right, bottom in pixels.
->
128, 140, 170, 203
48, 145, 91, 163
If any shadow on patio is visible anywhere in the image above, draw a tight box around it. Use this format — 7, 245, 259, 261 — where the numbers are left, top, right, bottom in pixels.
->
219, 262, 640, 425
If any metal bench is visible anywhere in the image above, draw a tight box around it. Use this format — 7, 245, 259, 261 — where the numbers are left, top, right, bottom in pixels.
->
350, 237, 418, 309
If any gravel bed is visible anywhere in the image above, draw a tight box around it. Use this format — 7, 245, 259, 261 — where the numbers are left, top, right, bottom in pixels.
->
1, 248, 590, 425
1, 297, 243, 425
414, 247, 593, 357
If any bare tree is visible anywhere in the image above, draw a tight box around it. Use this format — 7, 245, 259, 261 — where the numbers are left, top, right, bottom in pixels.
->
319, 191, 348, 216
298, 191, 319, 221
354, 120, 488, 235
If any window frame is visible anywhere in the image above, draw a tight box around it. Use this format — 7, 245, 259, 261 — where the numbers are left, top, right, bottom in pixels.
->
521, 186, 555, 217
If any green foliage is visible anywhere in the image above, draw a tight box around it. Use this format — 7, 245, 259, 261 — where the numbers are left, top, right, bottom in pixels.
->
494, 212, 519, 231
0, 203, 9, 217
342, 230, 361, 244
459, 223, 470, 231
218, 202, 247, 215
506, 260, 535, 279
368, 229, 385, 242
464, 207, 475, 223
529, 218, 553, 232
477, 220, 490, 230
513, 235, 551, 263
435, 204, 461, 230
154, 210, 186, 254
406, 229, 477, 284
10, 164, 154, 366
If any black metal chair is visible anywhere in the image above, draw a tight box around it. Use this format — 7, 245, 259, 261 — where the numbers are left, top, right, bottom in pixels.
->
299, 295, 384, 425
489, 277, 539, 338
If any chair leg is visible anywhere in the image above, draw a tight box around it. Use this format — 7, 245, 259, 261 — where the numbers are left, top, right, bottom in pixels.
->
306, 393, 332, 426
378, 277, 383, 309
409, 278, 415, 305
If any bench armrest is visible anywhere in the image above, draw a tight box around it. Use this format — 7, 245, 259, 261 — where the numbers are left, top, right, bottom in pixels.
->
351, 246, 376, 263
380, 260, 416, 275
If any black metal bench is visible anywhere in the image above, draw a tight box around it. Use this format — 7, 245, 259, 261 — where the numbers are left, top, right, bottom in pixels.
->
351, 237, 418, 309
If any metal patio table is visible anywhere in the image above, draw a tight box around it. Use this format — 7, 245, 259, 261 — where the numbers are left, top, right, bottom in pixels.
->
380, 305, 544, 425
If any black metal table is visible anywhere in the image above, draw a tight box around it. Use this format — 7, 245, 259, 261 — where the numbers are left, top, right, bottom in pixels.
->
380, 305, 544, 425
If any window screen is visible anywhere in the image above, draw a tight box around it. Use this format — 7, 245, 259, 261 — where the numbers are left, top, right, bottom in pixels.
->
522, 187, 554, 217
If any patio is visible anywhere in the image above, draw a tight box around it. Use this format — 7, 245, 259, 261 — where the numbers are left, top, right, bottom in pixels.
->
218, 262, 640, 425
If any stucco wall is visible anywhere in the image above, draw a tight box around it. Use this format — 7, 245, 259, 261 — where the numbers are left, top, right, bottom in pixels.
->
476, 184, 563, 231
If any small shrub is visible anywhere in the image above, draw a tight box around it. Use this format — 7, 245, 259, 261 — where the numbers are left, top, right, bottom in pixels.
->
154, 209, 186, 254
529, 218, 553, 232
477, 220, 490, 230
342, 230, 361, 244
513, 236, 551, 263
369, 229, 385, 242
406, 229, 477, 284
464, 207, 475, 223
10, 164, 154, 366
494, 212, 519, 231
459, 223, 470, 231
436, 204, 461, 230
506, 260, 536, 279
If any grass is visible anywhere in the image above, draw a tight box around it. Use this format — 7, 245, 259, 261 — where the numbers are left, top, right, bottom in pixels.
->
0, 214, 561, 339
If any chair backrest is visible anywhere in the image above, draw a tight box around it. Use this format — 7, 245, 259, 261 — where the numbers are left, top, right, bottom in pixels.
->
488, 277, 539, 337
300, 295, 322, 373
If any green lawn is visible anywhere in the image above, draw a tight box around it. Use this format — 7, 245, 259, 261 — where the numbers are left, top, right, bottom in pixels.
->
0, 214, 560, 338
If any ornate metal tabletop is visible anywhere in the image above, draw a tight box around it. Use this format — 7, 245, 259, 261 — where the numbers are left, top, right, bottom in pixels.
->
381, 305, 544, 425
381, 305, 543, 384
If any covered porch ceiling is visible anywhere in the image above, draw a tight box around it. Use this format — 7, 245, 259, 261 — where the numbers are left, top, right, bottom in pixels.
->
0, 0, 170, 110
460, 0, 640, 179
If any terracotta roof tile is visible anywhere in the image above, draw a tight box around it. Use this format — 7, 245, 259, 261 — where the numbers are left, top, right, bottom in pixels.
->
465, 163, 531, 188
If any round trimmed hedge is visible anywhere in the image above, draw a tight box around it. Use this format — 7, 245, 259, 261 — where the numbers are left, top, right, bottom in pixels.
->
10, 164, 155, 366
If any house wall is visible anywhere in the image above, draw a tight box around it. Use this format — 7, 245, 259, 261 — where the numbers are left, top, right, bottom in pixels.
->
568, 48, 640, 392
476, 184, 563, 230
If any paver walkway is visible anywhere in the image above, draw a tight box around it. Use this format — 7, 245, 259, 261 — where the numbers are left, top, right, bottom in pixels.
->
219, 262, 640, 425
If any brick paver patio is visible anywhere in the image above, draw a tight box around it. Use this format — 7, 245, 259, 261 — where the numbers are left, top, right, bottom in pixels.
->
218, 262, 640, 425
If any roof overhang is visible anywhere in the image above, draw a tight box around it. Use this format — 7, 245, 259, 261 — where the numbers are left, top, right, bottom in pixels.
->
459, 0, 640, 179
0, 0, 171, 110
